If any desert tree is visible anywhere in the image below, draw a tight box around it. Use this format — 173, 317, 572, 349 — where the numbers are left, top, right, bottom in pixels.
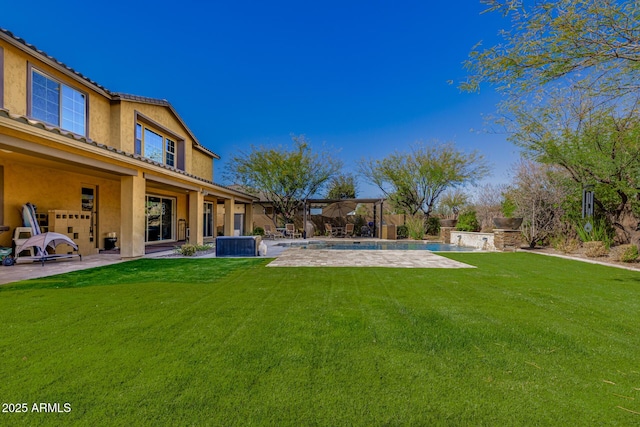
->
436, 188, 470, 220
463, 0, 640, 98
508, 159, 572, 248
471, 182, 507, 231
325, 173, 357, 199
225, 135, 342, 225
358, 142, 489, 219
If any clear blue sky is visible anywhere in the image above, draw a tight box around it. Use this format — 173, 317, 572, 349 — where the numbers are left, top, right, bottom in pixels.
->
3, 0, 519, 197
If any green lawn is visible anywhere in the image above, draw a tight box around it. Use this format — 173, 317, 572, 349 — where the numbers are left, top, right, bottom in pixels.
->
1, 253, 639, 426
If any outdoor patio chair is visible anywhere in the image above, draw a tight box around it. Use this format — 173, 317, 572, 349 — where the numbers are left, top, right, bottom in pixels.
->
264, 224, 284, 239
344, 223, 354, 238
325, 223, 340, 238
286, 223, 302, 239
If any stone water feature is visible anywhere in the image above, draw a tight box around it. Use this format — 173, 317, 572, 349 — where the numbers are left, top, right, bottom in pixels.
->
440, 227, 522, 252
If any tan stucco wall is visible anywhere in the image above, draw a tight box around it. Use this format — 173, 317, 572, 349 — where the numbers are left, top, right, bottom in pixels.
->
87, 93, 111, 146
2, 43, 28, 114
109, 102, 122, 150
192, 149, 213, 181
0, 158, 120, 249
114, 102, 137, 153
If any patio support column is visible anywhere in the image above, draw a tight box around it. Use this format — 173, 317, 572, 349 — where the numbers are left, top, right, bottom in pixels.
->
188, 190, 204, 245
120, 173, 146, 259
0, 165, 4, 227
244, 203, 253, 236
224, 198, 235, 236
211, 197, 218, 237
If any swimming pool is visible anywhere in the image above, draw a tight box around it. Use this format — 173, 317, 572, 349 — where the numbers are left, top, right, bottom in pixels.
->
279, 240, 477, 252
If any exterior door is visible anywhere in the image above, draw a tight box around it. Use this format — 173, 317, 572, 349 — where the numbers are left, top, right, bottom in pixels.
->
146, 195, 175, 242
81, 185, 98, 248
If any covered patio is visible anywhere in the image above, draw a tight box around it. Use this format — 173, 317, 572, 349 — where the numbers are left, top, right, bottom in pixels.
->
303, 198, 386, 239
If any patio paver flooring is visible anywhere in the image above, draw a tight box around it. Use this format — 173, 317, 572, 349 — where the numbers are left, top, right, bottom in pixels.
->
266, 248, 476, 268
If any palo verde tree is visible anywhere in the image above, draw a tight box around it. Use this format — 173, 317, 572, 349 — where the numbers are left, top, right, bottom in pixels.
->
358, 142, 489, 219
225, 135, 342, 225
463, 0, 640, 245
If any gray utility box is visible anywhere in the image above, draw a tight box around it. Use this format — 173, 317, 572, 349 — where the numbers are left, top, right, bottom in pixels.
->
215, 236, 260, 257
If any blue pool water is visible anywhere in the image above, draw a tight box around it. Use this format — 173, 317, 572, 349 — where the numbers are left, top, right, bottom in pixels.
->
280, 241, 476, 252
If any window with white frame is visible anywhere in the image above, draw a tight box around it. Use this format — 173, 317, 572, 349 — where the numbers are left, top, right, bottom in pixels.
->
30, 69, 86, 135
135, 123, 177, 167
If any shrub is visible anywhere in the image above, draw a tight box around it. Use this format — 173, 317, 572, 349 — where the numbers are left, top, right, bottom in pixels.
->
405, 215, 425, 240
550, 236, 581, 254
174, 243, 213, 256
253, 227, 265, 236
621, 245, 639, 262
396, 225, 408, 239
175, 244, 198, 256
456, 210, 480, 232
575, 218, 614, 248
610, 244, 639, 263
426, 217, 440, 235
583, 241, 608, 258
353, 216, 367, 236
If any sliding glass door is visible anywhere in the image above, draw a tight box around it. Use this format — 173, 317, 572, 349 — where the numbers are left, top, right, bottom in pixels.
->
146, 195, 175, 242
203, 202, 214, 238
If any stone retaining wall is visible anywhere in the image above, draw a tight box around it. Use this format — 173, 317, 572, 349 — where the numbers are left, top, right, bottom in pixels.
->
493, 229, 522, 252
441, 228, 522, 251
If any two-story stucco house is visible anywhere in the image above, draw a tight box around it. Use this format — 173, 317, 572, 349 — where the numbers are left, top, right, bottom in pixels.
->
0, 28, 256, 258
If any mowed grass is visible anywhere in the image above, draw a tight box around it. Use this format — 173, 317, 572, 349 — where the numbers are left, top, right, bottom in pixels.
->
0, 254, 639, 426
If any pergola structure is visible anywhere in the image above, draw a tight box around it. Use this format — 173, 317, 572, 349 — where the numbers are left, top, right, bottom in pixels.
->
302, 198, 386, 239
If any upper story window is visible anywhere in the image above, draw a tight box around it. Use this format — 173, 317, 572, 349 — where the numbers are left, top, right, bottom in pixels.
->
135, 123, 177, 167
30, 69, 87, 136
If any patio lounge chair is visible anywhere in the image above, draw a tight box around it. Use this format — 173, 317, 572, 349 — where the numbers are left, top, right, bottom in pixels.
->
264, 224, 284, 239
286, 223, 302, 239
15, 203, 82, 266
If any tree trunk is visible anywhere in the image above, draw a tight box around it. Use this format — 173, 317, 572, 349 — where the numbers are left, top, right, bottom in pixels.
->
611, 204, 640, 249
